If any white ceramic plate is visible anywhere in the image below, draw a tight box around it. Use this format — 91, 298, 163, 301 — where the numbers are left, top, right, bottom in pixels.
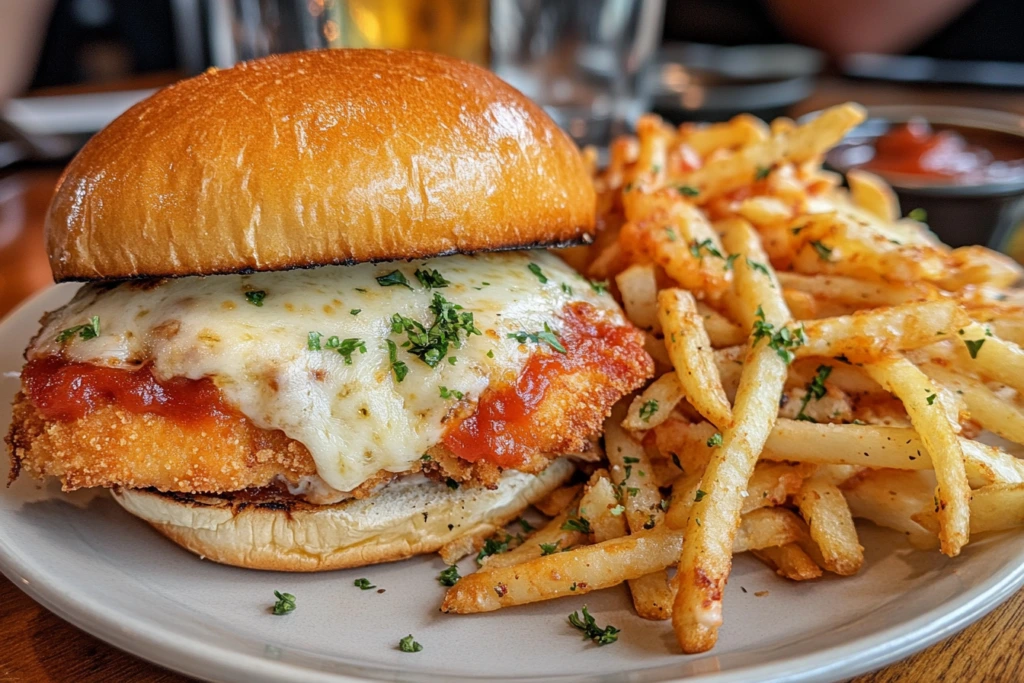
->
3, 285, 1024, 683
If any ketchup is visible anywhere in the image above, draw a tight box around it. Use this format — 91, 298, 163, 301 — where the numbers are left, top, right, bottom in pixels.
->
443, 302, 648, 468
21, 357, 233, 423
862, 119, 1009, 182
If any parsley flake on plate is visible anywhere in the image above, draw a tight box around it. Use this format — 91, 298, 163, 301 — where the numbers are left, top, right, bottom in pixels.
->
271, 590, 296, 615
568, 605, 620, 646
398, 635, 423, 653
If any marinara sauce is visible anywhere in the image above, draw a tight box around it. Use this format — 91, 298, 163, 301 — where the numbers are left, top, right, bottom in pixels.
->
21, 356, 233, 423
443, 302, 647, 468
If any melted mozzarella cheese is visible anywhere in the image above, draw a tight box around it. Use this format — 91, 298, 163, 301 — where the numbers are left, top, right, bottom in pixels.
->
31, 252, 626, 492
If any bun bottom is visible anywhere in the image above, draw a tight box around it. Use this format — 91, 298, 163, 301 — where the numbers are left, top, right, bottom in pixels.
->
111, 459, 573, 571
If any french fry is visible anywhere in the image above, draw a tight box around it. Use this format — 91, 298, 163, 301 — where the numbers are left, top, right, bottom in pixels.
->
623, 372, 686, 431
616, 263, 660, 331
743, 461, 815, 514
533, 484, 582, 517
864, 356, 971, 556
678, 114, 769, 157
846, 168, 900, 222
580, 471, 628, 542
483, 496, 588, 569
794, 300, 970, 362
841, 469, 938, 550
441, 508, 806, 614
752, 544, 823, 581
605, 407, 674, 620
917, 360, 1024, 445
658, 417, 1024, 487
954, 323, 1024, 397
439, 527, 496, 565
793, 475, 864, 575
963, 483, 1024, 534
696, 301, 747, 347
659, 288, 733, 428
673, 221, 791, 653
676, 103, 865, 202
776, 271, 933, 309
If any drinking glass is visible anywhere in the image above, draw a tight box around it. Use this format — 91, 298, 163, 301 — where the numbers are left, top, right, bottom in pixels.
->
489, 0, 665, 147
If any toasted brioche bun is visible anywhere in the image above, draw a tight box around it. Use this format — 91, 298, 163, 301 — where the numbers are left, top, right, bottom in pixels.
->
110, 459, 573, 571
46, 49, 595, 282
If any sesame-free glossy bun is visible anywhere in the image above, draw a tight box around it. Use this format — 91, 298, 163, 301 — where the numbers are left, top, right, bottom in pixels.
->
110, 459, 573, 571
46, 49, 595, 282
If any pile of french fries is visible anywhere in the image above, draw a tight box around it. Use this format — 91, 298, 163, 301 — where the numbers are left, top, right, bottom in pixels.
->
440, 103, 1024, 654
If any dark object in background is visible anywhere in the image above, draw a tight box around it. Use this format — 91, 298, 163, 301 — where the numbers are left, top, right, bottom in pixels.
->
648, 43, 822, 123
824, 106, 1024, 250
29, 0, 180, 89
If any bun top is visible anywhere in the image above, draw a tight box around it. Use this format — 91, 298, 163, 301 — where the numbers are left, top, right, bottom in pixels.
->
46, 49, 595, 281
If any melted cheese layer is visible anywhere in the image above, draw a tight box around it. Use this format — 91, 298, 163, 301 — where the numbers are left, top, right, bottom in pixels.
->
30, 252, 625, 492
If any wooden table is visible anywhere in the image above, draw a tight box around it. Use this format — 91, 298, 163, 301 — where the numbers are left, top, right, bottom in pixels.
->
3, 80, 1024, 682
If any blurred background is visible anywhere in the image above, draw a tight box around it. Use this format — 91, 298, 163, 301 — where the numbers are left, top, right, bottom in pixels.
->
0, 0, 1022, 316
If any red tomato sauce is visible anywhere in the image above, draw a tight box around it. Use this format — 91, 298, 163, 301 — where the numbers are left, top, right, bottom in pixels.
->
21, 357, 233, 423
443, 302, 646, 468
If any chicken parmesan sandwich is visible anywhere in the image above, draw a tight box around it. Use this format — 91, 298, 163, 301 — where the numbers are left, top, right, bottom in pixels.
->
6, 49, 653, 571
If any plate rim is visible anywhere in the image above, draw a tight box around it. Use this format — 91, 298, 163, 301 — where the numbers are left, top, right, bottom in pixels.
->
2, 285, 1024, 683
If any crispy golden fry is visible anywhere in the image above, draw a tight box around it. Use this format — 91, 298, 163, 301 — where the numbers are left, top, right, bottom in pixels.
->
442, 509, 805, 614
794, 300, 970, 363
962, 483, 1024, 534
678, 114, 769, 157
656, 417, 1024, 488
864, 356, 971, 556
665, 468, 704, 531
939, 245, 1023, 290
675, 103, 865, 202
439, 527, 495, 565
616, 263, 661, 332
605, 408, 674, 619
581, 470, 628, 542
673, 221, 791, 654
793, 475, 864, 575
743, 461, 815, 514
776, 272, 934, 309
954, 323, 1024, 396
841, 469, 939, 550
752, 544, 823, 581
533, 484, 582, 517
846, 169, 900, 222
696, 302, 747, 347
623, 373, 687, 431
917, 360, 1024, 445
659, 289, 733, 429
483, 498, 588, 569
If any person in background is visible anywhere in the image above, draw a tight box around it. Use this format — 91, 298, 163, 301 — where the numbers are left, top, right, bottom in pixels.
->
663, 0, 1022, 62
0, 0, 55, 102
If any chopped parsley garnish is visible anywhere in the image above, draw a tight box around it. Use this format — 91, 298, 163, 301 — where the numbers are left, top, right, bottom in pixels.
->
353, 578, 376, 590
398, 635, 423, 653
568, 605, 620, 646
561, 282, 574, 295
964, 338, 986, 359
706, 433, 723, 447
751, 306, 805, 364
439, 386, 464, 400
244, 290, 266, 307
926, 393, 937, 406
414, 268, 450, 289
746, 258, 770, 276
307, 331, 321, 350
518, 518, 535, 533
476, 535, 512, 564
561, 515, 592, 534
528, 262, 548, 284
390, 293, 481, 367
56, 315, 100, 343
694, 489, 707, 502
724, 253, 741, 271
810, 240, 833, 261
665, 227, 678, 242
589, 279, 609, 295
329, 337, 366, 364
677, 185, 700, 197
540, 542, 560, 556
420, 454, 432, 462
908, 208, 928, 222
376, 270, 413, 289
791, 225, 806, 235
626, 487, 640, 497
755, 165, 772, 181
386, 339, 409, 382
438, 565, 461, 586
271, 590, 296, 615
486, 349, 495, 358
609, 504, 625, 516
507, 323, 566, 354
448, 356, 457, 365
445, 477, 460, 490
689, 238, 724, 260
350, 309, 361, 316
623, 456, 640, 464
795, 364, 832, 422
638, 400, 659, 422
